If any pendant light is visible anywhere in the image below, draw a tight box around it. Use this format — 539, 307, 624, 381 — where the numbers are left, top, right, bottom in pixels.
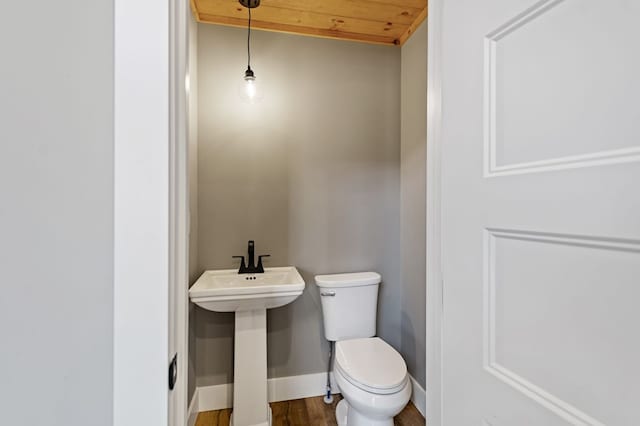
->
239, 0, 263, 103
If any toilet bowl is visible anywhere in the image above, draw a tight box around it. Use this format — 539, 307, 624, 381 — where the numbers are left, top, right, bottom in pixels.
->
314, 272, 412, 425
333, 337, 411, 426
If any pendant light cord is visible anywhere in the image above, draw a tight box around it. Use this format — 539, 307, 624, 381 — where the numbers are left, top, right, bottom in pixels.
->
247, 6, 252, 69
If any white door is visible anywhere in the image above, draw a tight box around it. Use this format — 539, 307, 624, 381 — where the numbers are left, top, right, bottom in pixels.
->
440, 0, 640, 425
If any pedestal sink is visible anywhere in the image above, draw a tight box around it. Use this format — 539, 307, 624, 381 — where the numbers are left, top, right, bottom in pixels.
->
189, 266, 305, 426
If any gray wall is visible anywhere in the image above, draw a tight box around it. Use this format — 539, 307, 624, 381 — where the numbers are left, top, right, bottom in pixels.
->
0, 1, 114, 425
188, 14, 200, 402
400, 21, 428, 388
194, 24, 402, 386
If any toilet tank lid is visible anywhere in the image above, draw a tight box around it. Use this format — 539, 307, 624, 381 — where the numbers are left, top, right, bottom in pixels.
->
314, 272, 381, 288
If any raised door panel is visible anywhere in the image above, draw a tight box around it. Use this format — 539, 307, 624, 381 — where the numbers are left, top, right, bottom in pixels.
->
485, 0, 640, 176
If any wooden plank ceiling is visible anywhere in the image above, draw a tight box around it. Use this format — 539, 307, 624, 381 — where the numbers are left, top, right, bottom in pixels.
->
191, 0, 428, 46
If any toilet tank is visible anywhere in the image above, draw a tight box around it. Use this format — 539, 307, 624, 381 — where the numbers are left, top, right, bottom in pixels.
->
314, 272, 381, 341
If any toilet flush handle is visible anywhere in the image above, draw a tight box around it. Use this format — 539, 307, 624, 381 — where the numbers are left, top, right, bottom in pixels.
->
320, 291, 336, 297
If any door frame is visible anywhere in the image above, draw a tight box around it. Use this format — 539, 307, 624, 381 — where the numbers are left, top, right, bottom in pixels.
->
114, 0, 441, 423
113, 0, 190, 424
169, 0, 191, 423
426, 0, 444, 425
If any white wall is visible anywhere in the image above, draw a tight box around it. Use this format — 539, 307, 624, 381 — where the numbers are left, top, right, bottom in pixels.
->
0, 1, 114, 424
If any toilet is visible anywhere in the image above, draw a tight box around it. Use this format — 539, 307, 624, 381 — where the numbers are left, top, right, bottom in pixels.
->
315, 272, 411, 426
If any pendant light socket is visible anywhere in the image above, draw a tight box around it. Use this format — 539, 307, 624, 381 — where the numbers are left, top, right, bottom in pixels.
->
239, 0, 260, 8
238, 0, 262, 103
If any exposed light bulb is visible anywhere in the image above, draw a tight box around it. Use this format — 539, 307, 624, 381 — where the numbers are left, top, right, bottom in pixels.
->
239, 66, 263, 103
238, 1, 263, 104
244, 75, 256, 99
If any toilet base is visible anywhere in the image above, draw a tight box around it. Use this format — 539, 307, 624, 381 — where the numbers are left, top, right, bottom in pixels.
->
335, 399, 394, 426
336, 400, 348, 425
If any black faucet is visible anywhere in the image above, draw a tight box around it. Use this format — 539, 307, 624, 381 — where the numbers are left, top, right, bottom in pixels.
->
232, 240, 270, 274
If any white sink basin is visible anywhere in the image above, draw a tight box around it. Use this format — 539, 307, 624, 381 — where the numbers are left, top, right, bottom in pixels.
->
189, 266, 305, 312
190, 266, 305, 425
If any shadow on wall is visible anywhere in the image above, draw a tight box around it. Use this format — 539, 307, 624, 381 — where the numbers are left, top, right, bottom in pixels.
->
267, 268, 330, 379
188, 303, 198, 400
400, 311, 416, 378
195, 306, 235, 386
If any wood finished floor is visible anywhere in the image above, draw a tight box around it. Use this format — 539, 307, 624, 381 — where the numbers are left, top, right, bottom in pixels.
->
195, 395, 425, 426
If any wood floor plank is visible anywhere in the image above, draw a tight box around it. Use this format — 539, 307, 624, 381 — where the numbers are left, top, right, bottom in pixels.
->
304, 396, 329, 426
287, 399, 311, 425
195, 395, 425, 426
394, 402, 425, 426
270, 400, 290, 426
218, 408, 231, 426
195, 410, 218, 426
322, 395, 341, 426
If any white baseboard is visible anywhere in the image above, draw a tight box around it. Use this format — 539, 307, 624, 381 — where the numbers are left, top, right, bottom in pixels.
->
409, 374, 426, 418
187, 388, 199, 426
197, 381, 234, 413
197, 372, 340, 412
193, 372, 425, 419
269, 371, 339, 403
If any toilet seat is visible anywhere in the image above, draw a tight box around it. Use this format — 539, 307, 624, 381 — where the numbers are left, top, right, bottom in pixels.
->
335, 337, 408, 395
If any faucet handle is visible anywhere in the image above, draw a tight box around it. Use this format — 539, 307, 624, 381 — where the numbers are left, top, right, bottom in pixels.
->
232, 255, 247, 273
256, 255, 270, 273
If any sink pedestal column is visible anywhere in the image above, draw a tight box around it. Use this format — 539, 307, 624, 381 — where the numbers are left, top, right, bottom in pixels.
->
231, 308, 271, 426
